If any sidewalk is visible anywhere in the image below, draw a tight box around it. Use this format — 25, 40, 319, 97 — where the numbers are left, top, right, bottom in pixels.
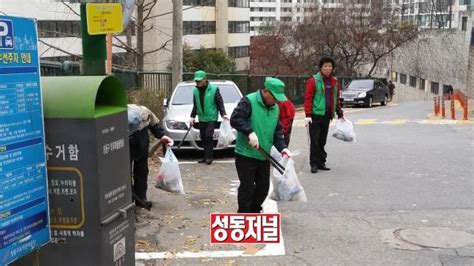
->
134, 149, 269, 263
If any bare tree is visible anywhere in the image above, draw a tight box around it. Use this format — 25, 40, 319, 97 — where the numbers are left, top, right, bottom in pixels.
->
251, 1, 418, 77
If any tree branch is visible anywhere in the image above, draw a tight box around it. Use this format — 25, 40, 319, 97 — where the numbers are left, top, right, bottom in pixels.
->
143, 39, 172, 55
61, 0, 80, 17
39, 39, 82, 59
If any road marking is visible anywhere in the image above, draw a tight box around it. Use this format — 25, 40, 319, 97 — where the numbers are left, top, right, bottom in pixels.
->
292, 119, 474, 127
179, 160, 235, 165
381, 119, 409, 125
355, 119, 377, 125
136, 180, 285, 260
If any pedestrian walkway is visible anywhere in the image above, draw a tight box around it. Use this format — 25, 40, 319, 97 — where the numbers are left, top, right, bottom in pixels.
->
135, 158, 286, 263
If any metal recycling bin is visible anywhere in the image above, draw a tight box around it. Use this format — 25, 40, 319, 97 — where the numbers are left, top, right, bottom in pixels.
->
20, 76, 134, 266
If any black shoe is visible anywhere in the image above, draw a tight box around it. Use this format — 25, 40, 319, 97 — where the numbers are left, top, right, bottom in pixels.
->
198, 158, 206, 164
311, 166, 318, 173
136, 200, 152, 210
206, 159, 213, 165
318, 165, 331, 171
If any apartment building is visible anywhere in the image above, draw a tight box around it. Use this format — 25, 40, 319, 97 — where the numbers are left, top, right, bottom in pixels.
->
391, 0, 472, 29
249, 0, 372, 36
144, 0, 250, 71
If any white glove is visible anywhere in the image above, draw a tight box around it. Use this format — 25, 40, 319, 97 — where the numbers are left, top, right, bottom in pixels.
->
281, 148, 292, 158
160, 136, 174, 147
248, 132, 259, 148
304, 117, 312, 125
189, 117, 195, 126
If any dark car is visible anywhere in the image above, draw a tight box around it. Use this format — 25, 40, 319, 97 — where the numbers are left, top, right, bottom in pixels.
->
340, 79, 389, 108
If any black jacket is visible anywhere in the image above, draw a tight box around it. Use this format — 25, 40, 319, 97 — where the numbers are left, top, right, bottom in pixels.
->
230, 94, 287, 152
129, 125, 163, 161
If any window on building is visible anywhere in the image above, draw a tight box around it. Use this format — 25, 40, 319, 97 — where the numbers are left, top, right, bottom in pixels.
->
409, 76, 416, 87
229, 0, 250, 7
400, 73, 407, 84
229, 21, 250, 33
391, 71, 398, 82
419, 78, 425, 91
228, 46, 249, 58
431, 82, 439, 94
38, 20, 81, 38
183, 21, 216, 35
183, 0, 215, 6
460, 0, 471, 5
462, 17, 468, 31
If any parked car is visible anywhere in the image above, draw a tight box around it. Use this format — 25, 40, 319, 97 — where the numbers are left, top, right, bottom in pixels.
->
161, 80, 243, 150
340, 79, 389, 108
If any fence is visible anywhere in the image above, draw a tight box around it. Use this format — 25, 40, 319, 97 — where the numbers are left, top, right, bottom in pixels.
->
40, 60, 139, 91
141, 72, 387, 106
40, 61, 386, 104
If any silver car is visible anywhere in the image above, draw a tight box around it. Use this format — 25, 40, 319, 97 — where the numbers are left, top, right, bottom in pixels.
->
161, 80, 243, 150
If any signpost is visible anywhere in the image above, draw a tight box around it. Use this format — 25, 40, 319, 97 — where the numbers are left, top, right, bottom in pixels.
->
86, 3, 123, 35
0, 16, 50, 265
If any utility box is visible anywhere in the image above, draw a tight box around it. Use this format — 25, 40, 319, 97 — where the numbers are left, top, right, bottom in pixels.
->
17, 76, 135, 266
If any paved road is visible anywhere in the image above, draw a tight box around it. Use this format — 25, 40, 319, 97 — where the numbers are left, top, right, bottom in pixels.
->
136, 101, 474, 265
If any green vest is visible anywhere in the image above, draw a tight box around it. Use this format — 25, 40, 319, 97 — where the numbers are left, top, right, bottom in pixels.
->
235, 91, 279, 160
193, 83, 218, 122
312, 72, 338, 116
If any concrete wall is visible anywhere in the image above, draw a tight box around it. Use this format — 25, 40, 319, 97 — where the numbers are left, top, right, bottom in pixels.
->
389, 11, 473, 101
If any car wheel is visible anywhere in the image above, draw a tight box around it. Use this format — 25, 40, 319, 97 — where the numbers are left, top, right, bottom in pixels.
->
381, 95, 387, 106
366, 96, 373, 108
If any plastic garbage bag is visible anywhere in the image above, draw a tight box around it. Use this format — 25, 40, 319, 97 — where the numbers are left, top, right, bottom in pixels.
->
332, 118, 356, 142
155, 147, 185, 194
270, 156, 307, 202
216, 120, 235, 148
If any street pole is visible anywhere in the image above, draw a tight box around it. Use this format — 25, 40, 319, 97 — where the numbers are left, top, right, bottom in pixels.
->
80, 3, 106, 75
172, 0, 183, 90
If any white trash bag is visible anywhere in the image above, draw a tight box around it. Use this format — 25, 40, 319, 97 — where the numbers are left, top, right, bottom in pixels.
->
216, 120, 235, 148
155, 147, 185, 194
270, 156, 307, 202
332, 118, 356, 142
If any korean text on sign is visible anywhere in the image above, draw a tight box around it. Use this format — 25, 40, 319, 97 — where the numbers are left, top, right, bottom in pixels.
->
210, 213, 281, 244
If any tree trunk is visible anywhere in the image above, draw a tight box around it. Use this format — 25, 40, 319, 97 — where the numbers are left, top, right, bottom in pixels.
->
137, 2, 144, 71
126, 25, 135, 69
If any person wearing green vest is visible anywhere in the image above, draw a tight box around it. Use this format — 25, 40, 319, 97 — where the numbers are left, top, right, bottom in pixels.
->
304, 57, 344, 174
230, 77, 292, 213
189, 70, 228, 165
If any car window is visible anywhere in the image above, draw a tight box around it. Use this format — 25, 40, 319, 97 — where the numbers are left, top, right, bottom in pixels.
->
171, 84, 242, 105
347, 80, 374, 91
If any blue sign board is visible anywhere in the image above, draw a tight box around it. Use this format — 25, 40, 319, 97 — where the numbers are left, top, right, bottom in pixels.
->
0, 16, 50, 264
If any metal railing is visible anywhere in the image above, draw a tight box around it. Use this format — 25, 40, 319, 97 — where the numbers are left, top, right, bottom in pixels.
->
40, 61, 387, 103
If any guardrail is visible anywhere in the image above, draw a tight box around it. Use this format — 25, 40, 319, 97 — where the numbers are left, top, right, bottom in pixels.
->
433, 90, 469, 120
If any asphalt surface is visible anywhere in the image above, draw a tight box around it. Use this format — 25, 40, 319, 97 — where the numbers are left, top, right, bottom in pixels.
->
136, 101, 474, 265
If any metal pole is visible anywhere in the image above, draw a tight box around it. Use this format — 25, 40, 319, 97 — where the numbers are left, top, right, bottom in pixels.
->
80, 3, 106, 75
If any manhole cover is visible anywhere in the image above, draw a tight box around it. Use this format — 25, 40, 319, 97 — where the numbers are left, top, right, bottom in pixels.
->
397, 227, 474, 248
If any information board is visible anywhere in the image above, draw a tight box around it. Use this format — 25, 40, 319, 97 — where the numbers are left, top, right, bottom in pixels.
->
0, 16, 50, 265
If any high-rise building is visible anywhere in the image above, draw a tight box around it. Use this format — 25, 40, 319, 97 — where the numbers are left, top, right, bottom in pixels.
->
144, 0, 250, 71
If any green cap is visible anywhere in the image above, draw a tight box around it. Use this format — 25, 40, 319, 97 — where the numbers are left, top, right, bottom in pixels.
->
194, 70, 207, 81
264, 77, 287, 102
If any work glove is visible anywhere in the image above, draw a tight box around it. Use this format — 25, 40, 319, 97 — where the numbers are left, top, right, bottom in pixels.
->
189, 117, 195, 126
281, 148, 292, 158
248, 132, 259, 148
304, 117, 312, 125
160, 136, 174, 147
